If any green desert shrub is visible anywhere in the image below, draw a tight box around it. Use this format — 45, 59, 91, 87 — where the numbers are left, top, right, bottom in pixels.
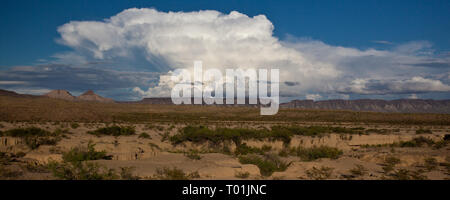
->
415, 128, 432, 134
170, 125, 364, 148
388, 169, 427, 180
444, 134, 450, 141
382, 156, 401, 173
24, 136, 60, 150
148, 142, 161, 150
152, 167, 200, 180
271, 125, 363, 137
138, 132, 151, 139
48, 142, 137, 180
0, 165, 23, 179
3, 127, 53, 137
306, 166, 334, 180
184, 149, 202, 160
349, 164, 368, 177
238, 154, 290, 177
365, 128, 389, 134
423, 157, 438, 171
235, 171, 250, 179
48, 160, 119, 180
70, 123, 80, 129
119, 167, 140, 180
291, 146, 343, 161
87, 126, 135, 136
62, 141, 111, 163
234, 143, 265, 155
395, 136, 434, 147
433, 139, 448, 149
2, 127, 62, 149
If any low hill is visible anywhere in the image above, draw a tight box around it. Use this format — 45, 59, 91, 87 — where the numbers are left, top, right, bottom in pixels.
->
76, 90, 114, 103
43, 89, 75, 101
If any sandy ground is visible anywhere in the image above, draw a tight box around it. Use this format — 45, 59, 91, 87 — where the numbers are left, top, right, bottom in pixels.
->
1, 121, 449, 180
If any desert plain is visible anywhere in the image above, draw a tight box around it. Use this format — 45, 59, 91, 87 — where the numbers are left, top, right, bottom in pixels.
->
0, 94, 449, 180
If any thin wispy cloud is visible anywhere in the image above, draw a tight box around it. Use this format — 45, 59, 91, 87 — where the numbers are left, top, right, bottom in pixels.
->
372, 40, 393, 45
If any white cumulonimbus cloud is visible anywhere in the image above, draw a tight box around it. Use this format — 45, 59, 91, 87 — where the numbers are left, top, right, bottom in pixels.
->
56, 8, 450, 98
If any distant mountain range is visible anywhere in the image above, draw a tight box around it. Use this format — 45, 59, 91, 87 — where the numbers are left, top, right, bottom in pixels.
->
0, 89, 113, 103
43, 89, 114, 103
123, 97, 450, 113
1, 89, 449, 113
279, 99, 450, 114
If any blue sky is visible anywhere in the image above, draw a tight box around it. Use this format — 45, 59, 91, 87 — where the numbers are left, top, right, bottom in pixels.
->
0, 0, 449, 100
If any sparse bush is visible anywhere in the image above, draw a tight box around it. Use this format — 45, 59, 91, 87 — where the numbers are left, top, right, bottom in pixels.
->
62, 141, 111, 163
238, 154, 290, 177
394, 136, 435, 147
416, 128, 432, 134
87, 126, 135, 136
278, 148, 289, 157
48, 160, 119, 180
170, 125, 365, 148
363, 137, 439, 149
160, 132, 170, 142
444, 134, 450, 141
235, 171, 250, 179
169, 126, 287, 146
234, 143, 264, 155
306, 166, 334, 180
22, 163, 49, 173
138, 132, 151, 139
184, 150, 202, 160
424, 157, 438, 171
365, 129, 389, 134
2, 127, 62, 149
3, 127, 53, 137
349, 164, 368, 177
261, 145, 272, 152
0, 152, 14, 165
145, 124, 165, 131
148, 142, 161, 150
382, 156, 401, 173
152, 167, 200, 180
15, 152, 26, 158
155, 126, 165, 131
25, 136, 60, 149
433, 140, 448, 149
48, 143, 136, 180
389, 169, 427, 180
291, 146, 343, 161
221, 145, 232, 155
53, 128, 70, 135
119, 167, 140, 180
70, 123, 80, 129
0, 165, 23, 179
